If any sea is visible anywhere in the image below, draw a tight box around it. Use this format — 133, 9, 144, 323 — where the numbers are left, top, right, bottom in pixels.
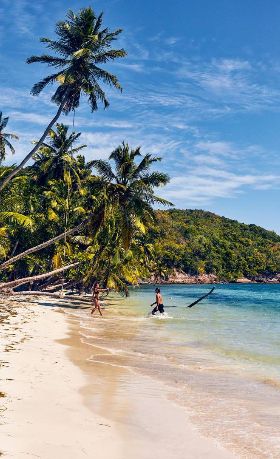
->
70, 284, 280, 458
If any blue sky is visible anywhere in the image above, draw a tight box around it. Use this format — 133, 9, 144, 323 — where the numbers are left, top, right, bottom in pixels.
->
1, 0, 280, 233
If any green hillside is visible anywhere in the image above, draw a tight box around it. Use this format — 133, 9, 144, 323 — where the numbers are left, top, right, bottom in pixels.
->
148, 209, 280, 281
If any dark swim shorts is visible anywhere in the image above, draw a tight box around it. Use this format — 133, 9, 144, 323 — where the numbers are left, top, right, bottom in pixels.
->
158, 304, 164, 313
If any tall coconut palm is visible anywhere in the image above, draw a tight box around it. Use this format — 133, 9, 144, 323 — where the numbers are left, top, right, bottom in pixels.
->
0, 112, 19, 163
91, 142, 172, 250
0, 7, 126, 192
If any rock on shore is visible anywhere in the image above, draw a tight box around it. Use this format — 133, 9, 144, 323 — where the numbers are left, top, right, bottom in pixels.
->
146, 269, 280, 284
149, 269, 218, 284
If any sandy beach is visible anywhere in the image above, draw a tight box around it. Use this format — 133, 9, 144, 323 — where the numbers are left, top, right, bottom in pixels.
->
0, 298, 236, 459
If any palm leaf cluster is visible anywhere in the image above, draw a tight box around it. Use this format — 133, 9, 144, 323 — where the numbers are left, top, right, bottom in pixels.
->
91, 142, 172, 249
27, 8, 126, 113
33, 123, 86, 186
0, 112, 18, 163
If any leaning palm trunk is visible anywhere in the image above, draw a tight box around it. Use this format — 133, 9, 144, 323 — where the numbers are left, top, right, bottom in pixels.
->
0, 94, 68, 193
0, 262, 79, 290
0, 216, 90, 271
7, 291, 92, 305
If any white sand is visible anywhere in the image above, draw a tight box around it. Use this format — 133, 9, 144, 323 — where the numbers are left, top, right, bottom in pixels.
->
0, 302, 123, 458
0, 301, 236, 458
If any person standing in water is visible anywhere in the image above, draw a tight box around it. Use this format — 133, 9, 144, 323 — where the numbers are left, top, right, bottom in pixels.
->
91, 281, 109, 316
150, 287, 165, 315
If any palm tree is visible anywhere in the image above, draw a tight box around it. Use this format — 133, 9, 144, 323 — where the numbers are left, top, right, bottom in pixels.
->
0, 7, 126, 192
80, 141, 173, 291
91, 142, 172, 249
0, 112, 19, 163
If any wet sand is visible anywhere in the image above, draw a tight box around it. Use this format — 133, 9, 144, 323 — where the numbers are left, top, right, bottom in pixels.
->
0, 298, 235, 458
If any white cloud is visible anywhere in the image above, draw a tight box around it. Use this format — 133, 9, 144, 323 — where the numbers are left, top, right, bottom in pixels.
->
215, 59, 251, 72
175, 57, 280, 113
114, 62, 146, 73
162, 169, 280, 205
165, 37, 180, 46
10, 111, 51, 126
195, 141, 235, 156
149, 33, 180, 46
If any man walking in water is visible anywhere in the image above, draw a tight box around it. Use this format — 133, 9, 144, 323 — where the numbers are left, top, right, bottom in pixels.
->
150, 288, 165, 315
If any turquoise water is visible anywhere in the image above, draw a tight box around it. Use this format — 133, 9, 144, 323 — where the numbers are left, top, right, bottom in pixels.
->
128, 284, 280, 380
73, 284, 280, 458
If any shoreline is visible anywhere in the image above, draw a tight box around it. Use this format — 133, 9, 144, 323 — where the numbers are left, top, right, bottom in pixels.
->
141, 279, 280, 285
0, 298, 235, 458
143, 269, 280, 285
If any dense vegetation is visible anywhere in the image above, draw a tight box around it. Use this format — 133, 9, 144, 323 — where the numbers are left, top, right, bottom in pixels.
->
0, 131, 170, 293
148, 209, 280, 281
1, 157, 279, 291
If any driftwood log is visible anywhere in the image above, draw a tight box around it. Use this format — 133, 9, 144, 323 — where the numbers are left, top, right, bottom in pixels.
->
6, 291, 92, 304
187, 287, 215, 308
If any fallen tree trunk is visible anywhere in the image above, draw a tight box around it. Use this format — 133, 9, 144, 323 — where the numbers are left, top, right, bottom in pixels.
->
0, 218, 90, 271
0, 262, 79, 290
41, 283, 65, 292
187, 287, 215, 308
40, 278, 82, 292
6, 290, 92, 305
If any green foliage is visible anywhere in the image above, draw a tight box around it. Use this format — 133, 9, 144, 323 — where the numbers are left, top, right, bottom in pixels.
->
1, 163, 279, 288
0, 112, 19, 162
0, 134, 171, 292
147, 209, 280, 280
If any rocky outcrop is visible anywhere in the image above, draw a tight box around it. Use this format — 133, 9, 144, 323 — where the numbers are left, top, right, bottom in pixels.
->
236, 274, 280, 283
149, 269, 219, 284
251, 273, 280, 283
236, 277, 252, 283
146, 270, 280, 285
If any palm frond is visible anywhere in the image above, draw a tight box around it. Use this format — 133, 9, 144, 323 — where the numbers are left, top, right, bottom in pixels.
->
30, 71, 64, 96
0, 212, 33, 228
3, 139, 16, 155
87, 79, 110, 110
93, 49, 127, 64
150, 195, 174, 207
140, 172, 170, 187
26, 55, 67, 67
0, 113, 9, 129
131, 154, 160, 179
93, 12, 104, 34
91, 160, 116, 181
40, 38, 71, 56
3, 133, 19, 140
90, 65, 122, 90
